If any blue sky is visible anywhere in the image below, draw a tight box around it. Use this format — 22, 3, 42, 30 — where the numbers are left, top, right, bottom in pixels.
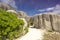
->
0, 0, 60, 16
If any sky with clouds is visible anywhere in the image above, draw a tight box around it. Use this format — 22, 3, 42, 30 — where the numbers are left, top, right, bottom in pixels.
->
0, 0, 60, 16
38, 4, 60, 13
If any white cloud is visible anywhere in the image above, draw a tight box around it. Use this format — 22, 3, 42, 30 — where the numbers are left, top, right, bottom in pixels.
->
53, 4, 60, 13
0, 0, 17, 9
38, 7, 55, 12
38, 9, 46, 12
38, 4, 60, 14
46, 7, 54, 11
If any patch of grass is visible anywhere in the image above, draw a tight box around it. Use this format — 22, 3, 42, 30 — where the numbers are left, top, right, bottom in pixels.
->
43, 31, 60, 40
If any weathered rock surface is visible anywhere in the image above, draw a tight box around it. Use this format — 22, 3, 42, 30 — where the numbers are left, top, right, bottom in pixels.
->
30, 13, 60, 32
7, 10, 27, 17
18, 11, 27, 18
0, 3, 15, 10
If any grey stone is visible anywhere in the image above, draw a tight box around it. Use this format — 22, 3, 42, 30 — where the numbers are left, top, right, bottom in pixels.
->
30, 13, 60, 32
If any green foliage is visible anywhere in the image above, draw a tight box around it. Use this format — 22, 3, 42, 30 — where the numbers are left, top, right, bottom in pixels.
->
24, 25, 29, 34
47, 30, 53, 32
23, 27, 28, 35
0, 9, 25, 40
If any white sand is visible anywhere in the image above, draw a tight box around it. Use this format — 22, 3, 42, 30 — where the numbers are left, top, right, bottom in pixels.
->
16, 27, 45, 40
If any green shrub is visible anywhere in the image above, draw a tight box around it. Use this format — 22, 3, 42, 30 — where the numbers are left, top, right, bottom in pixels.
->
0, 9, 25, 40
24, 25, 29, 34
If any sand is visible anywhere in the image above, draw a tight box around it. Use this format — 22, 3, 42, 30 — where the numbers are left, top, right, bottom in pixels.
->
16, 26, 45, 40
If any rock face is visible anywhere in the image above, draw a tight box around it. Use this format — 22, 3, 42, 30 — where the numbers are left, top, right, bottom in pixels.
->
7, 10, 17, 13
0, 3, 15, 10
18, 11, 27, 18
30, 13, 60, 32
7, 10, 27, 17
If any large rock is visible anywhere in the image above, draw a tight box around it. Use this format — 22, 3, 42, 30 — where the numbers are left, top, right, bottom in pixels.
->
7, 10, 17, 13
7, 10, 31, 23
7, 10, 27, 17
0, 3, 15, 10
17, 11, 31, 23
30, 12, 60, 32
18, 11, 27, 18
33, 15, 39, 28
41, 14, 52, 31
50, 14, 60, 32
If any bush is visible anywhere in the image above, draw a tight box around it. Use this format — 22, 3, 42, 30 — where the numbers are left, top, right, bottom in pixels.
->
0, 9, 25, 40
23, 25, 29, 34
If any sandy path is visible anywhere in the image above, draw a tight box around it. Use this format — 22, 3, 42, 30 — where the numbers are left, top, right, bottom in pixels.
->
16, 27, 45, 40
